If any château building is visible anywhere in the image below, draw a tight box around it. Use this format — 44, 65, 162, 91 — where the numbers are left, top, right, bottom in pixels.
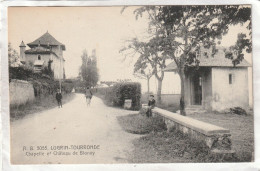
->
19, 31, 65, 79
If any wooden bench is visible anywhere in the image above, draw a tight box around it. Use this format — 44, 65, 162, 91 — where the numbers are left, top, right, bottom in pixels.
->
145, 106, 233, 153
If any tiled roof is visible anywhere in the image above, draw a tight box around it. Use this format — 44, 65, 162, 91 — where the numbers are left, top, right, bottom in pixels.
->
164, 47, 251, 72
19, 41, 26, 47
27, 32, 65, 50
197, 47, 251, 67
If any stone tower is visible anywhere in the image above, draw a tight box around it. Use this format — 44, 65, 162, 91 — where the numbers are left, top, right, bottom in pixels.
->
19, 41, 26, 63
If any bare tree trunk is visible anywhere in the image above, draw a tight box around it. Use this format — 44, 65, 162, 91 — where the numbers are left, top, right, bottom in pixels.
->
179, 71, 186, 116
157, 79, 162, 104
180, 22, 188, 116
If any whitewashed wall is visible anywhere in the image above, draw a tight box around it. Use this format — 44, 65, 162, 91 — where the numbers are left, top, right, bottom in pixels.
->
24, 53, 64, 79
25, 53, 50, 68
9, 79, 35, 106
51, 53, 64, 79
211, 67, 249, 111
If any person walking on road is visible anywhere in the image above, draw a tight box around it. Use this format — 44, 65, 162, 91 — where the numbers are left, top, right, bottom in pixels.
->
85, 87, 93, 106
56, 89, 63, 108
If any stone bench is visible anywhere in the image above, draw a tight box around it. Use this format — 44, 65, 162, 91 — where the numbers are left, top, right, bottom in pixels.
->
146, 107, 233, 153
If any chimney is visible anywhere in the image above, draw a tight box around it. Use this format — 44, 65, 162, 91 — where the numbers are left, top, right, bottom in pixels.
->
19, 41, 26, 63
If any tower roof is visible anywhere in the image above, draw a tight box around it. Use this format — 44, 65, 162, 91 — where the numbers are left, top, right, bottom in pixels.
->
19, 41, 26, 47
27, 31, 66, 50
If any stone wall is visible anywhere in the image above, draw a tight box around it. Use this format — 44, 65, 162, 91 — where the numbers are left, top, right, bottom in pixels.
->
9, 79, 35, 106
143, 106, 233, 153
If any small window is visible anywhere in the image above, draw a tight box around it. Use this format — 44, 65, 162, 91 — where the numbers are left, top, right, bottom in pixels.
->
38, 55, 41, 60
229, 74, 232, 84
204, 52, 208, 58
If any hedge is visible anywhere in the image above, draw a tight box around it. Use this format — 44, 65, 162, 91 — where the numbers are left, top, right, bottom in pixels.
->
95, 82, 141, 110
9, 66, 74, 97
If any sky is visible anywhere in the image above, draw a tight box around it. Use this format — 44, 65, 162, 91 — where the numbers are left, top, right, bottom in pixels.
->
8, 6, 252, 97
8, 6, 148, 81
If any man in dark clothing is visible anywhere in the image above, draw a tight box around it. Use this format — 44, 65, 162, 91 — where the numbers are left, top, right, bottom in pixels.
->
56, 89, 62, 108
146, 95, 156, 117
85, 87, 93, 106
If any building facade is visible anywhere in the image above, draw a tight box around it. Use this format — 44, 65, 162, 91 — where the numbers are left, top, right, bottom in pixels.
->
19, 31, 65, 79
164, 47, 251, 112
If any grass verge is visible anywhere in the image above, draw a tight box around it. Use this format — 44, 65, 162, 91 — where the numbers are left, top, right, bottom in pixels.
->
118, 113, 253, 163
10, 93, 76, 121
187, 112, 254, 162
128, 130, 243, 163
117, 114, 166, 134
156, 103, 180, 113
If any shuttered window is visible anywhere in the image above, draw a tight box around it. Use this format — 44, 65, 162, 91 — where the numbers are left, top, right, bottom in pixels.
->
229, 74, 232, 84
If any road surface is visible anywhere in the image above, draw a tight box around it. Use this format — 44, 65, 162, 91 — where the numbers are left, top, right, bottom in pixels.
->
11, 93, 140, 164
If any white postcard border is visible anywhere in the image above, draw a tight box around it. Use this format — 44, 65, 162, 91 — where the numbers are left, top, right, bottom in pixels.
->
1, 0, 260, 170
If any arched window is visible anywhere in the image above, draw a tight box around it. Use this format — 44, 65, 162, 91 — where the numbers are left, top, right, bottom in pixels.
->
38, 55, 41, 60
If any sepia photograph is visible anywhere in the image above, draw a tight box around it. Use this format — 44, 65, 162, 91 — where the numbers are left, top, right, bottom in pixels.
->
7, 5, 254, 164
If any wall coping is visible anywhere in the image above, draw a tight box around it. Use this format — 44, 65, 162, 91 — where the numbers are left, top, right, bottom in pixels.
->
153, 107, 230, 136
10, 79, 30, 84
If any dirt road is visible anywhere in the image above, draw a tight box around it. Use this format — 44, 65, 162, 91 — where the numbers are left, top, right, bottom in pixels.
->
11, 93, 140, 164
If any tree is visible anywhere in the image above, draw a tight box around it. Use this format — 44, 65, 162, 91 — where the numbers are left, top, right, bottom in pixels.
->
80, 50, 88, 83
225, 33, 252, 66
88, 49, 99, 87
80, 49, 99, 88
8, 43, 20, 67
120, 23, 171, 103
121, 7, 170, 103
133, 59, 154, 94
120, 38, 167, 103
124, 5, 251, 115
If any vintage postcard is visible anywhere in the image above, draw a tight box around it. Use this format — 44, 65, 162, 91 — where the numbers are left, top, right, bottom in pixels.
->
1, 1, 260, 170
